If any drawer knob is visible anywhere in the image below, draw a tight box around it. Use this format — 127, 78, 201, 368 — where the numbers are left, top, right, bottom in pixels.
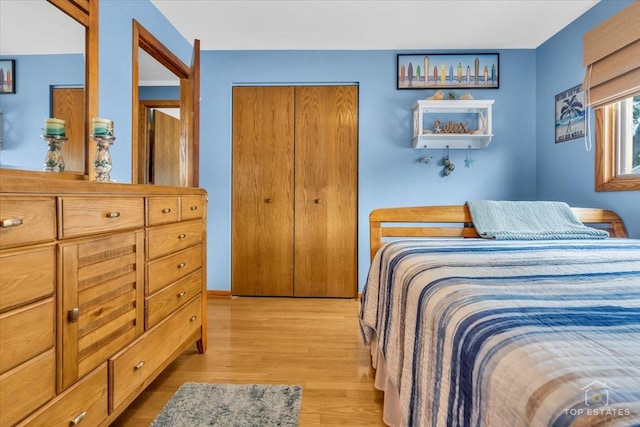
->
162, 208, 172, 214
68, 308, 79, 323
69, 411, 87, 426
106, 211, 120, 218
190, 205, 198, 211
177, 291, 186, 298
190, 315, 197, 322
264, 198, 272, 204
314, 198, 321, 204
178, 233, 187, 239
0, 218, 23, 228
134, 361, 145, 371
178, 262, 186, 269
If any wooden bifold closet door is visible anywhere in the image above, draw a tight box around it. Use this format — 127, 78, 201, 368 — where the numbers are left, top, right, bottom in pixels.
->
232, 85, 357, 298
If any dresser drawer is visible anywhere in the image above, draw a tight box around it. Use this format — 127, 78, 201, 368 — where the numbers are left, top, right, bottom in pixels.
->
147, 197, 180, 226
180, 195, 203, 221
109, 296, 202, 411
146, 244, 202, 295
0, 247, 55, 312
0, 349, 55, 426
146, 270, 202, 329
0, 298, 54, 374
60, 197, 144, 238
18, 364, 108, 427
0, 197, 56, 249
146, 220, 202, 260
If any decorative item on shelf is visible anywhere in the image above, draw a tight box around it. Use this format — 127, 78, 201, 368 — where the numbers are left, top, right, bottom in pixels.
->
441, 146, 455, 177
448, 91, 456, 100
41, 135, 67, 172
91, 118, 115, 182
459, 93, 474, 100
92, 117, 114, 137
427, 90, 444, 100
419, 156, 432, 164
465, 145, 475, 168
41, 118, 67, 172
433, 119, 472, 134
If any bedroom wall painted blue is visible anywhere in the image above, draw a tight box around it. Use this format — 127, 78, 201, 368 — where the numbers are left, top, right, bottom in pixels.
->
98, 0, 192, 183
200, 49, 537, 291
0, 54, 83, 170
536, 0, 640, 238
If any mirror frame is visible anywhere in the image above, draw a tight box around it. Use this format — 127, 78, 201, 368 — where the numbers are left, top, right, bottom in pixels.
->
132, 20, 194, 186
1, 0, 98, 180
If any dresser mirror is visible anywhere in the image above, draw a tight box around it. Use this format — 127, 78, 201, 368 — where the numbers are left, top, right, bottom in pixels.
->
0, 0, 98, 179
132, 20, 200, 187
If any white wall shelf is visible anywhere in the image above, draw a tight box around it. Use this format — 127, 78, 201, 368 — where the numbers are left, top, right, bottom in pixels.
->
412, 99, 494, 149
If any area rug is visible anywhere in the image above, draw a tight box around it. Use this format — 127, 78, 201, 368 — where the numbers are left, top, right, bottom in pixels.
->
150, 383, 303, 427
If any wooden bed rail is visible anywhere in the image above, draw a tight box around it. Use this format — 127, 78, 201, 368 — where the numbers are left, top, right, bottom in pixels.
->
369, 205, 628, 260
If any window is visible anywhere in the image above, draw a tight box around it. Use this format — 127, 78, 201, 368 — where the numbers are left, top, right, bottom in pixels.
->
594, 94, 640, 191
583, 1, 640, 192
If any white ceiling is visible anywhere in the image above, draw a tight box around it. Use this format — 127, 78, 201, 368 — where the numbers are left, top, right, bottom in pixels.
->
0, 0, 601, 85
150, 0, 600, 50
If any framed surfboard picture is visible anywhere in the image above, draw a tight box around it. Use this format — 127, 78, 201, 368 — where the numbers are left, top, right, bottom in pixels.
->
397, 53, 499, 90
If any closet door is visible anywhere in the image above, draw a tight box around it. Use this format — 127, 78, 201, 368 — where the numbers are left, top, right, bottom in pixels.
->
294, 86, 358, 298
231, 87, 295, 296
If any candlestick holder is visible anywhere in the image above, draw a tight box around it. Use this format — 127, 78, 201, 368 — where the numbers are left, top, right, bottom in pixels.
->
41, 135, 67, 172
91, 134, 115, 182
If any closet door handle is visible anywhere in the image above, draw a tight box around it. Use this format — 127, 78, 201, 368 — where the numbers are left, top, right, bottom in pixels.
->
264, 198, 272, 204
314, 199, 321, 204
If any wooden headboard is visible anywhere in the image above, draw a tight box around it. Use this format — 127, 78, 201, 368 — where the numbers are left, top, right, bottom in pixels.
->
369, 205, 628, 260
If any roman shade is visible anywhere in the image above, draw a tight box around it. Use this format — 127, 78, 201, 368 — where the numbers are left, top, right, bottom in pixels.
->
582, 0, 640, 108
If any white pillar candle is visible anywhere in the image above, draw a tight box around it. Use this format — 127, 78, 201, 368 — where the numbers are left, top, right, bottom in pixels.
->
44, 118, 65, 137
92, 118, 114, 136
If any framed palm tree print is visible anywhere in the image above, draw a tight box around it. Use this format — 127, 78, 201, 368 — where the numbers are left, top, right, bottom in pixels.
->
555, 84, 585, 143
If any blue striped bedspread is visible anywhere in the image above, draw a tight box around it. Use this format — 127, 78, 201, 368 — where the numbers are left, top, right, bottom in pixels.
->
359, 239, 640, 427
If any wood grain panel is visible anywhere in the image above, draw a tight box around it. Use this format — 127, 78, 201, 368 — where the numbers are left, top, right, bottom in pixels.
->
152, 110, 182, 186
59, 231, 144, 390
146, 219, 202, 260
294, 86, 358, 298
52, 87, 86, 173
0, 246, 55, 312
0, 197, 56, 249
231, 86, 295, 296
0, 349, 55, 426
0, 298, 54, 374
60, 197, 144, 238
20, 363, 108, 427
146, 244, 202, 295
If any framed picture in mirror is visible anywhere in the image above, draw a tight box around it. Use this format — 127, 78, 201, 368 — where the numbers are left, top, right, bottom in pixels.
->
0, 59, 16, 94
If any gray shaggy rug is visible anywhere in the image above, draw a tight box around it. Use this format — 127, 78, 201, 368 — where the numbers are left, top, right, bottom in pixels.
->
150, 383, 303, 427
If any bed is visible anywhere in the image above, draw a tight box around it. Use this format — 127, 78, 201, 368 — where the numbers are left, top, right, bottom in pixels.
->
359, 204, 640, 427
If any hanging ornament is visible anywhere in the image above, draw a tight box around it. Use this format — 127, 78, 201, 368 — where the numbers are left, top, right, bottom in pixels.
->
464, 145, 475, 168
441, 146, 455, 177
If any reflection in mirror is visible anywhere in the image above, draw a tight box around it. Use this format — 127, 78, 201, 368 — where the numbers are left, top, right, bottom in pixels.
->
132, 20, 200, 187
138, 48, 181, 185
0, 0, 85, 172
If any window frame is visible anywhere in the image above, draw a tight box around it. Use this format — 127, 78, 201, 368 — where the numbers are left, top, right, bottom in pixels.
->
594, 104, 640, 192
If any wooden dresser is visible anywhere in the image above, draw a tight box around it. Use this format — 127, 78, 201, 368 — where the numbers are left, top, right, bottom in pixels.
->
0, 174, 207, 427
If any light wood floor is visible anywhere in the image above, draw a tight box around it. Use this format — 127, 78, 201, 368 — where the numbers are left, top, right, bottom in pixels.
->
112, 297, 385, 426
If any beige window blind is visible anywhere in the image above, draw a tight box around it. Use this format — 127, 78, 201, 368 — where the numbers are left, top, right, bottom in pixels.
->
582, 0, 640, 108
